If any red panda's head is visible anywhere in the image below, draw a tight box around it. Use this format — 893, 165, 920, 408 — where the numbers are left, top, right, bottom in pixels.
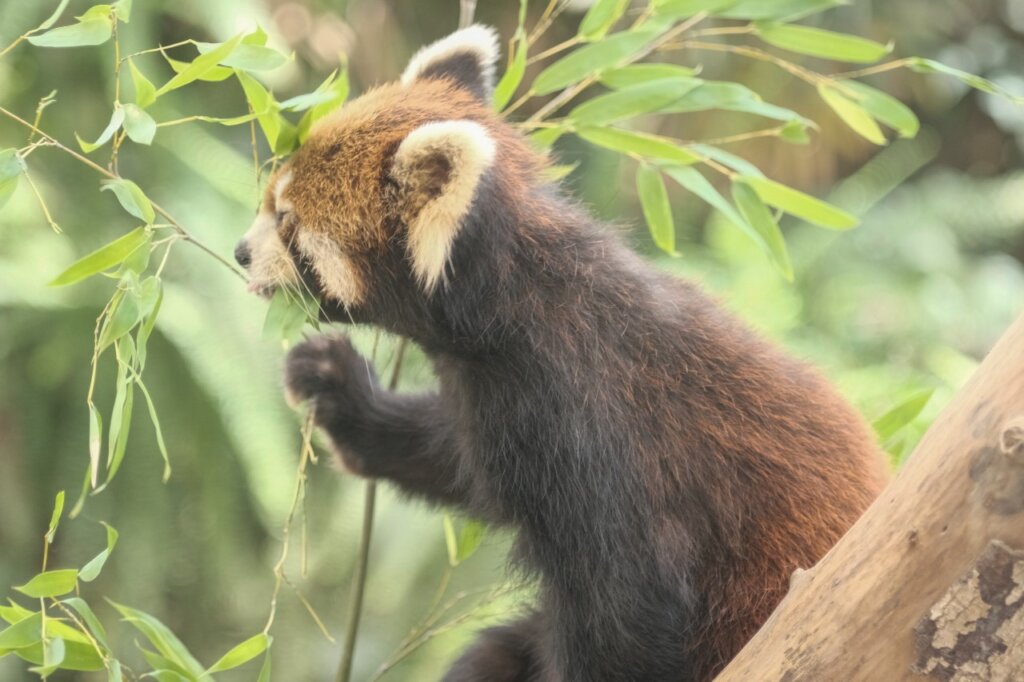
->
235, 26, 547, 334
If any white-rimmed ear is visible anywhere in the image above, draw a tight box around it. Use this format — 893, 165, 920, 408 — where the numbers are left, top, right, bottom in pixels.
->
401, 25, 499, 102
391, 120, 496, 292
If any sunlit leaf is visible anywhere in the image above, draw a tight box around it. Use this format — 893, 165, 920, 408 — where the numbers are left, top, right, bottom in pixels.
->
62, 598, 110, 651
156, 33, 244, 96
579, 0, 629, 41
109, 602, 205, 677
662, 165, 748, 232
128, 60, 157, 108
263, 287, 318, 343
50, 226, 150, 286
122, 104, 156, 145
88, 404, 102, 488
578, 127, 700, 165
818, 84, 886, 145
528, 126, 566, 150
0, 148, 26, 210
732, 179, 793, 280
75, 107, 125, 153
719, 0, 842, 21
569, 78, 702, 126
690, 144, 764, 177
38, 0, 73, 31
207, 633, 270, 672
236, 70, 281, 149
257, 651, 272, 682
113, 0, 131, 22
636, 164, 678, 255
600, 64, 701, 88
0, 613, 42, 649
298, 68, 350, 142
654, 0, 737, 19
543, 163, 579, 181
46, 491, 65, 544
494, 36, 527, 111
755, 23, 892, 63
874, 389, 934, 440
80, 522, 119, 582
456, 521, 486, 563
779, 119, 811, 144
29, 636, 66, 676
28, 8, 113, 48
907, 57, 1024, 101
11, 638, 105, 672
14, 569, 79, 598
196, 41, 289, 71
164, 56, 232, 82
840, 81, 919, 138
532, 29, 658, 95
101, 178, 156, 224
742, 176, 858, 229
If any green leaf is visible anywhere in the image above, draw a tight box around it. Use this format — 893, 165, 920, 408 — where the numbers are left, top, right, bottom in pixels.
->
494, 36, 527, 111
108, 660, 123, 682
907, 57, 1024, 101
135, 278, 163, 370
109, 602, 204, 676
101, 179, 156, 223
719, 0, 842, 21
62, 598, 110, 651
137, 379, 171, 481
257, 650, 272, 682
30, 636, 66, 676
654, 0, 738, 18
636, 164, 677, 255
840, 81, 919, 138
122, 104, 156, 145
14, 569, 78, 598
818, 84, 886, 145
113, 0, 131, 22
579, 0, 629, 41
103, 344, 134, 482
50, 226, 150, 286
164, 56, 232, 82
779, 119, 811, 144
75, 107, 125, 153
690, 144, 764, 177
741, 176, 858, 229
569, 78, 702, 126
128, 60, 157, 108
0, 148, 26, 210
195, 41, 289, 71
207, 633, 270, 672
443, 515, 459, 566
80, 523, 119, 582
100, 290, 138, 348
88, 404, 103, 488
577, 127, 700, 165
456, 521, 486, 563
156, 33, 244, 96
12, 639, 105, 672
543, 163, 579, 182
732, 179, 793, 280
528, 126, 566, 150
874, 389, 933, 440
262, 287, 318, 342
532, 29, 658, 95
298, 68, 350, 142
662, 165, 748, 232
754, 23, 892, 63
28, 10, 113, 48
38, 0, 73, 31
0, 612, 42, 649
236, 70, 281, 149
143, 671, 191, 682
600, 64, 700, 88
46, 491, 65, 544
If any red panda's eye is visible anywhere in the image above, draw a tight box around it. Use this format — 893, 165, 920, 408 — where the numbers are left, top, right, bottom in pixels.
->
276, 210, 290, 224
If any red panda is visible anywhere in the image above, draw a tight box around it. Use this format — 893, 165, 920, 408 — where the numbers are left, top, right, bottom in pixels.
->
235, 25, 889, 682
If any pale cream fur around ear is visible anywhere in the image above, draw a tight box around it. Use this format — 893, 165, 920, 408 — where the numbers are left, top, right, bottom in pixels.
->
392, 120, 496, 292
400, 25, 499, 94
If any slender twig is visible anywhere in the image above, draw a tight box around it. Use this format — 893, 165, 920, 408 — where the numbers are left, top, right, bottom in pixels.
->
0, 105, 248, 281
832, 58, 913, 81
22, 168, 62, 232
698, 126, 787, 146
527, 36, 580, 64
336, 340, 409, 682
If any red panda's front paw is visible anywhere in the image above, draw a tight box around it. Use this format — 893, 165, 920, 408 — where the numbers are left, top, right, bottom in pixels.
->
283, 334, 378, 415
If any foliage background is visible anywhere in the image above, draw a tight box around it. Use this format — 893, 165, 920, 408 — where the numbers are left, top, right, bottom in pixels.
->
1, 0, 1024, 679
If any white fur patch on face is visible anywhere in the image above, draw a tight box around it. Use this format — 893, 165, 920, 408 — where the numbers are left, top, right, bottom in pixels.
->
392, 120, 496, 292
296, 231, 364, 307
274, 170, 294, 213
242, 212, 299, 296
400, 24, 499, 94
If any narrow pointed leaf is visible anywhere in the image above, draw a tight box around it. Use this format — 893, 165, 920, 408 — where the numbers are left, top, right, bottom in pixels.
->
100, 179, 155, 223
28, 15, 112, 48
156, 33, 243, 96
456, 521, 486, 563
206, 633, 270, 672
0, 148, 26, 210
600, 64, 700, 88
569, 78, 702, 125
636, 165, 677, 255
840, 81, 919, 138
109, 602, 204, 676
128, 60, 157, 108
907, 57, 1024, 101
818, 84, 887, 145
15, 569, 78, 598
80, 523, 119, 582
195, 41, 288, 71
46, 491, 65, 544
122, 104, 156, 145
0, 613, 43, 649
38, 0, 73, 30
732, 179, 793, 280
874, 389, 934, 440
662, 165, 748, 231
62, 598, 110, 651
164, 56, 232, 82
654, 0, 738, 19
755, 23, 892, 63
50, 226, 150, 286
494, 37, 527, 111
742, 176, 858, 229
443, 515, 459, 566
579, 0, 629, 40
578, 127, 700, 165
76, 107, 125, 153
532, 29, 658, 95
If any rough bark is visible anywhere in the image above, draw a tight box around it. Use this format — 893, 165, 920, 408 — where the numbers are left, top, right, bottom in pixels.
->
715, 313, 1024, 682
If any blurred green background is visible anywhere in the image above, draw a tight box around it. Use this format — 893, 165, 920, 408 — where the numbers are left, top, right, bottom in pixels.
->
1, 0, 1023, 679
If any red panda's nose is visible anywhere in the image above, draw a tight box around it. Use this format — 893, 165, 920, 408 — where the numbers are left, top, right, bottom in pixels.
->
234, 240, 252, 268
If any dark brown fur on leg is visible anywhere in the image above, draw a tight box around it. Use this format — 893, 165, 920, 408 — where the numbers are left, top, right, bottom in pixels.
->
443, 616, 541, 682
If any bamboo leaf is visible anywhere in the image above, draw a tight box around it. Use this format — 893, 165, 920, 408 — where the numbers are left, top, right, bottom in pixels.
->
195, 41, 289, 71
755, 23, 892, 63
156, 33, 243, 96
600, 64, 701, 88
578, 127, 700, 165
46, 491, 65, 544
0, 148, 26, 210
874, 389, 934, 440
15, 569, 79, 598
122, 104, 156, 145
75, 107, 125, 153
38, 0, 73, 30
80, 522, 119, 582
128, 60, 157, 108
62, 598, 110, 651
840, 81, 919, 138
88, 404, 103, 488
741, 176, 858, 229
532, 29, 658, 95
494, 36, 527, 111
207, 633, 270, 672
456, 521, 486, 563
579, 0, 630, 41
100, 179, 156, 223
28, 10, 113, 48
818, 83, 887, 145
719, 0, 842, 21
662, 165, 748, 231
732, 179, 793, 280
113, 0, 131, 22
690, 144, 764, 177
109, 602, 204, 676
569, 78, 702, 126
0, 613, 43, 649
297, 68, 350, 142
636, 164, 678, 256
164, 56, 232, 82
443, 515, 459, 566
654, 0, 738, 19
50, 227, 150, 286
907, 57, 1024, 101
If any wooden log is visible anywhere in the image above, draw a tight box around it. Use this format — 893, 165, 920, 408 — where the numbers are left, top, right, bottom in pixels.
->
715, 312, 1024, 682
